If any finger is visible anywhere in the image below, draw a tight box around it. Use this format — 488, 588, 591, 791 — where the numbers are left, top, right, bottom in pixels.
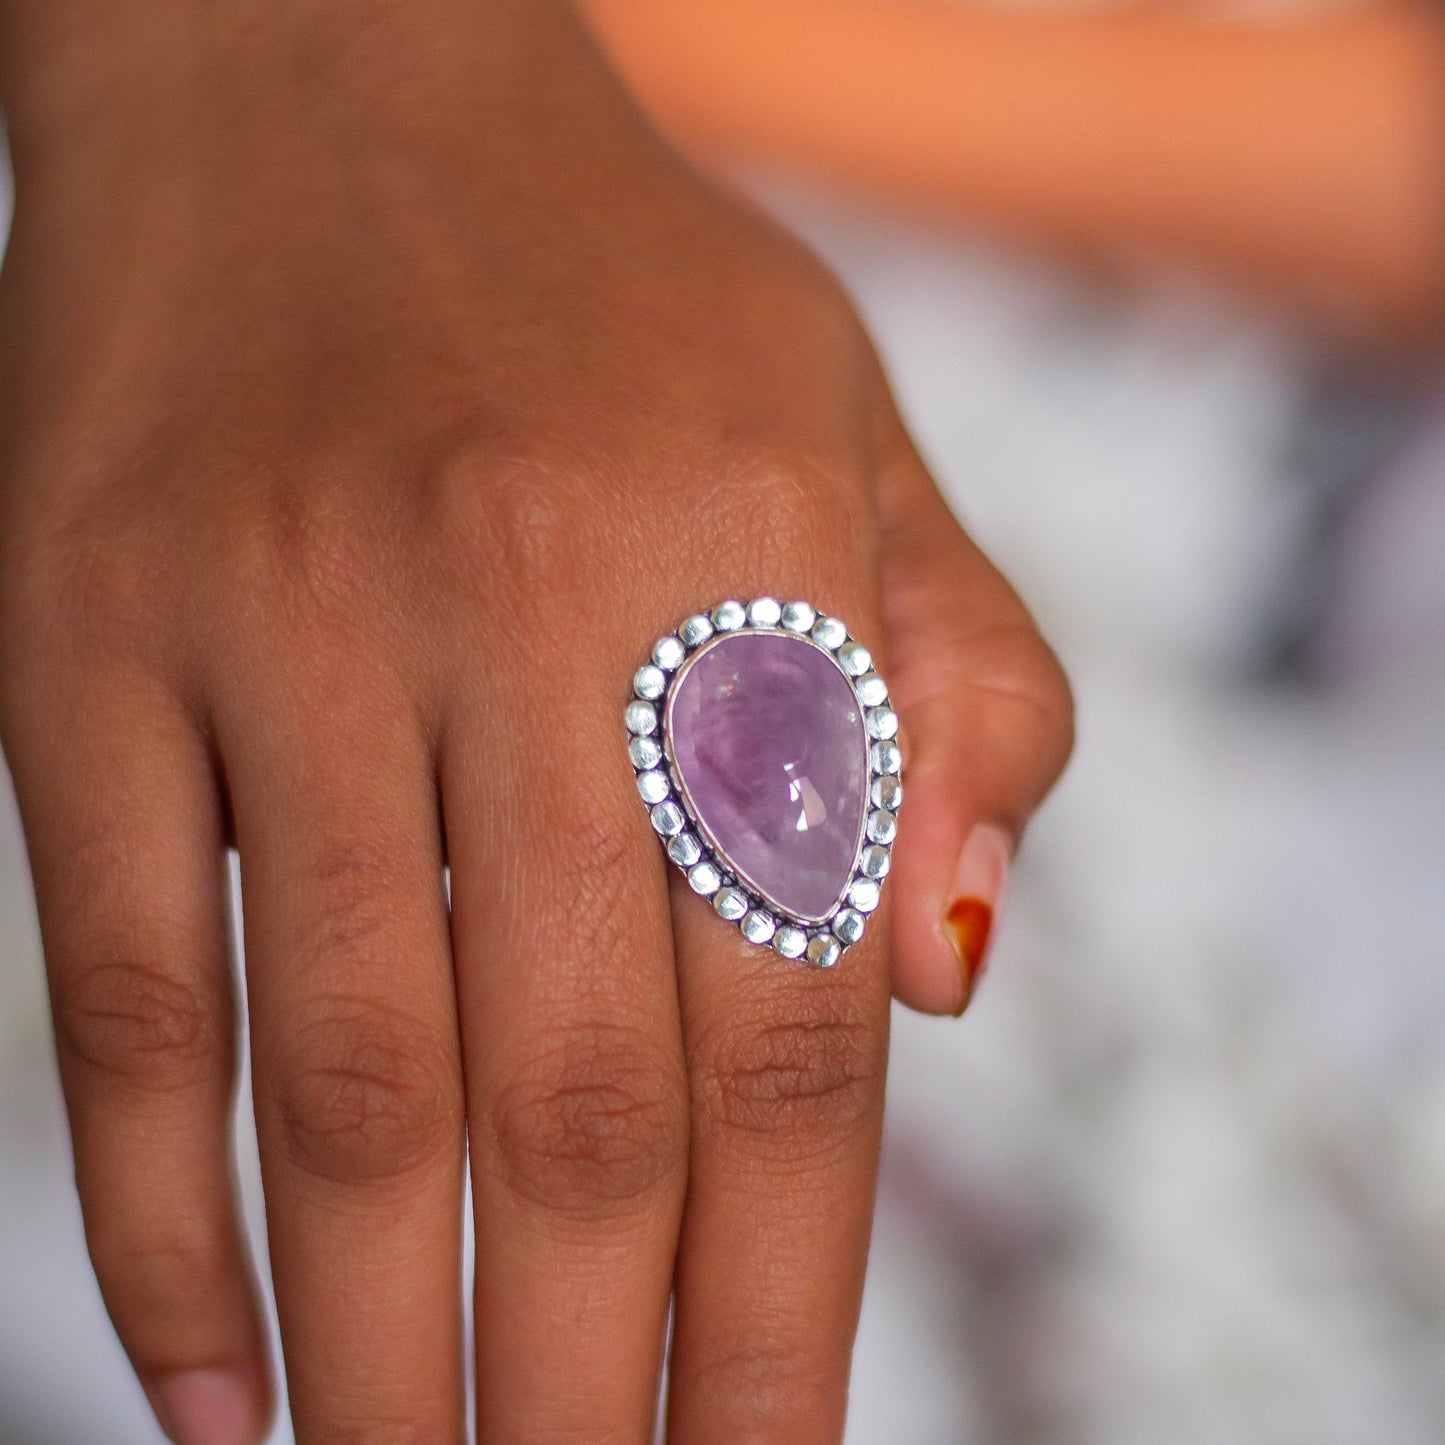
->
877, 414, 1075, 1015
219, 684, 466, 1442
0, 670, 270, 1445
669, 908, 890, 1444
443, 638, 688, 1443
657, 574, 892, 1441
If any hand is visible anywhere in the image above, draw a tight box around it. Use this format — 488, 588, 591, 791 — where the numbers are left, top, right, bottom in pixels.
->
0, 2, 1072, 1441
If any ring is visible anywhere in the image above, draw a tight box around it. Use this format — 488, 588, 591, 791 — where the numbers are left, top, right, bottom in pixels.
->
625, 598, 901, 967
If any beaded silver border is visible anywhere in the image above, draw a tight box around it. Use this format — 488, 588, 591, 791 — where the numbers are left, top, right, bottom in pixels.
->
625, 598, 901, 967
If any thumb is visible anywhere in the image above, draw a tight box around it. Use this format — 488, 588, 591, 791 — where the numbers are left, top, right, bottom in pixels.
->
875, 420, 1074, 1015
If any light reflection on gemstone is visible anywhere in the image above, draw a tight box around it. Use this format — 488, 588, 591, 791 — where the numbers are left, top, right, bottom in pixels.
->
783, 762, 829, 833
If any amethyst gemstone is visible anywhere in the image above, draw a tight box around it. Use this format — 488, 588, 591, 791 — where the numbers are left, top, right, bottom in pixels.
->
665, 631, 869, 923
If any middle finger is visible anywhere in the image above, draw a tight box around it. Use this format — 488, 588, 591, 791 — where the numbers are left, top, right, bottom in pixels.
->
443, 645, 689, 1443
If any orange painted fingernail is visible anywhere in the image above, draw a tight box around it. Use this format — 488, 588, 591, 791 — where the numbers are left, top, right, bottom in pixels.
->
944, 824, 1010, 1014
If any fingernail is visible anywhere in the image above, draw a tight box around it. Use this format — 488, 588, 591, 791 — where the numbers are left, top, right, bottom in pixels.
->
150, 1368, 259, 1445
944, 824, 1011, 1014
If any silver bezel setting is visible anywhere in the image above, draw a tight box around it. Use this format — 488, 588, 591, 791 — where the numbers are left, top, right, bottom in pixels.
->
626, 598, 902, 965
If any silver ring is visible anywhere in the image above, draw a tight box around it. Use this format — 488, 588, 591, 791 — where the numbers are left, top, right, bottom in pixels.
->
626, 598, 901, 967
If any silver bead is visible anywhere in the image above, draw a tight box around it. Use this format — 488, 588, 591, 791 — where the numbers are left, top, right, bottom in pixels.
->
714, 887, 748, 921
871, 776, 903, 811
668, 832, 703, 868
773, 925, 808, 959
806, 934, 842, 968
838, 642, 872, 677
626, 701, 658, 736
651, 801, 686, 836
688, 861, 722, 895
741, 909, 777, 944
633, 664, 666, 700
860, 844, 892, 879
871, 740, 902, 775
712, 599, 747, 631
747, 596, 783, 628
629, 736, 662, 770
847, 878, 881, 913
856, 673, 888, 708
832, 908, 866, 945
811, 615, 847, 650
654, 635, 686, 670
866, 809, 898, 845
867, 707, 899, 741
781, 600, 816, 633
680, 613, 714, 647
636, 770, 670, 804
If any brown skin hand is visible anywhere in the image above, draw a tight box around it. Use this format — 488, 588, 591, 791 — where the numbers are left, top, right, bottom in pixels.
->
0, 3, 1071, 1442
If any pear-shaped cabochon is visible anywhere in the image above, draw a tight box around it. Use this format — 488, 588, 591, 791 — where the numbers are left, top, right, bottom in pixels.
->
665, 631, 869, 923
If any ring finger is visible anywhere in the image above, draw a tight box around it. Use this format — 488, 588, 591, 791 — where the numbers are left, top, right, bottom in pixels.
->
647, 578, 891, 1443
443, 635, 689, 1443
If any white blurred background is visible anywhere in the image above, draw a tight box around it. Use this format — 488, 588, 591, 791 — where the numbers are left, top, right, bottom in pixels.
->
2, 157, 1444, 1443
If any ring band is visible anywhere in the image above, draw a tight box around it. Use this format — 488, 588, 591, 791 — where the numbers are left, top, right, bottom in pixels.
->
626, 598, 901, 966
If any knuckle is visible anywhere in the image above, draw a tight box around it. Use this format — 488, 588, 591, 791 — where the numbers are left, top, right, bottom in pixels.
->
701, 979, 887, 1149
432, 448, 648, 652
490, 1021, 688, 1216
53, 953, 223, 1090
440, 453, 579, 590
472, 462, 575, 591
271, 1000, 461, 1187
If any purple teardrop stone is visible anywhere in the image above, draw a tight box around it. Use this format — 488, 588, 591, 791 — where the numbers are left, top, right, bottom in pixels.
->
665, 631, 869, 923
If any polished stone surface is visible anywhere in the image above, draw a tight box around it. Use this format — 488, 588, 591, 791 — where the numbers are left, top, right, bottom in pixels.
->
666, 631, 868, 922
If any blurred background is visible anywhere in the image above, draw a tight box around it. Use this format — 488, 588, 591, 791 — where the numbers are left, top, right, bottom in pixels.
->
2, 0, 1443, 1440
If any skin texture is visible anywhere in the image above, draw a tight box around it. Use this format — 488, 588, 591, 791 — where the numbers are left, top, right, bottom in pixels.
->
0, 1, 1073, 1440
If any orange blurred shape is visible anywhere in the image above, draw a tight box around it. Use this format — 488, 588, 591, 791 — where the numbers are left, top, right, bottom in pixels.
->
583, 0, 1445, 342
